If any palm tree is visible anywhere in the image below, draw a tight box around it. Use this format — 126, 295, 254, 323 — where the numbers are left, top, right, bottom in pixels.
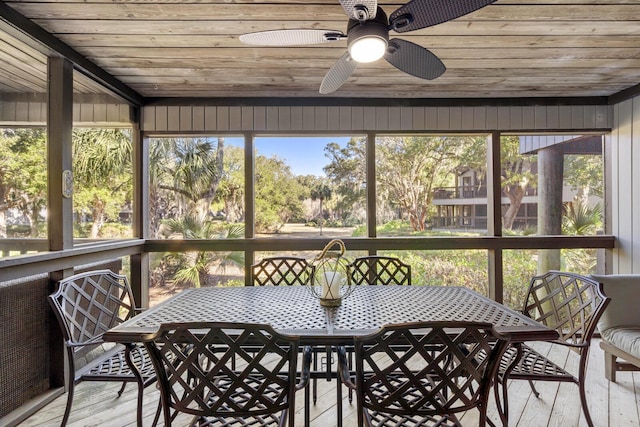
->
310, 184, 332, 235
73, 129, 132, 238
158, 137, 224, 218
562, 197, 603, 235
163, 215, 244, 287
562, 197, 603, 273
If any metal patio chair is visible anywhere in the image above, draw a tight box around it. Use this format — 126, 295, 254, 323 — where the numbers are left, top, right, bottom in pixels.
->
143, 321, 311, 427
344, 255, 412, 402
251, 256, 314, 287
48, 270, 157, 427
337, 321, 510, 427
251, 255, 326, 417
498, 271, 610, 427
348, 255, 411, 286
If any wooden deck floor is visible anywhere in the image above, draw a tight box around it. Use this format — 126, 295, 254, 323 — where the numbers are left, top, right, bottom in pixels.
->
18, 339, 640, 427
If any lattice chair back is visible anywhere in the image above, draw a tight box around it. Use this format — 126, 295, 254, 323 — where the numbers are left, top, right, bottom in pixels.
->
49, 269, 136, 349
48, 270, 157, 427
144, 322, 302, 427
522, 271, 609, 349
348, 256, 411, 286
251, 256, 314, 286
349, 321, 509, 427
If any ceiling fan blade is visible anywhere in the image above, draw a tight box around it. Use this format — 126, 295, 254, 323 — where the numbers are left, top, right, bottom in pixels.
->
339, 0, 378, 20
389, 0, 496, 33
320, 52, 358, 94
239, 29, 346, 46
384, 38, 445, 80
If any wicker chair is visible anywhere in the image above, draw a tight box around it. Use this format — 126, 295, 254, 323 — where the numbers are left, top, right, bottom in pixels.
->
48, 270, 157, 427
251, 256, 314, 286
498, 271, 610, 427
337, 321, 510, 427
348, 255, 411, 286
143, 321, 311, 427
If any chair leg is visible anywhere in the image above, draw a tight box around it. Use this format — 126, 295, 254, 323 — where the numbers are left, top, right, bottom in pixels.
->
497, 343, 522, 426
117, 381, 127, 397
304, 382, 311, 427
312, 349, 318, 404
60, 381, 74, 427
579, 379, 595, 427
336, 373, 343, 427
527, 380, 540, 398
348, 349, 353, 403
578, 351, 595, 427
151, 394, 163, 427
312, 378, 317, 404
499, 378, 510, 427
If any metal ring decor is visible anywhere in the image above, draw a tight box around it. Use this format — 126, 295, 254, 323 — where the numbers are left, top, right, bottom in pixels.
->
309, 239, 353, 306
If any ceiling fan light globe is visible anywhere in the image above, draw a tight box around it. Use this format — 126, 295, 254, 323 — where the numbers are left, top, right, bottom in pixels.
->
349, 36, 387, 63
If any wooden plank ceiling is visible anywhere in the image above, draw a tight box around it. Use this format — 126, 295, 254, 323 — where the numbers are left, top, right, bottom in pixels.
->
1, 0, 639, 100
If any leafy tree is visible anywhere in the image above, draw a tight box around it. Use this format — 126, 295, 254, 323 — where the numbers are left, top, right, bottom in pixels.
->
0, 129, 47, 237
500, 136, 537, 230
254, 155, 304, 232
214, 145, 244, 223
323, 137, 367, 213
377, 136, 463, 231
564, 154, 603, 198
73, 128, 132, 238
296, 174, 323, 222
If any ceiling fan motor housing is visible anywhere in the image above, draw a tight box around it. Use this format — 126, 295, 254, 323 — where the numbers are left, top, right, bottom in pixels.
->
347, 7, 390, 61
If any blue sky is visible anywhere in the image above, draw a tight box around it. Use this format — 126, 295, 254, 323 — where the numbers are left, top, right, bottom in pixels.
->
227, 136, 351, 177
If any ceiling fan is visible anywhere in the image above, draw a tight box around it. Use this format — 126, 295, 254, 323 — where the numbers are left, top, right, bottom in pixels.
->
239, 0, 496, 94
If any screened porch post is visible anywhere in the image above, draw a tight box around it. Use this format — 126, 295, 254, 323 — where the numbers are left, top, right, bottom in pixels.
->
487, 131, 504, 303
366, 132, 376, 255
47, 56, 74, 389
131, 109, 149, 306
244, 132, 255, 285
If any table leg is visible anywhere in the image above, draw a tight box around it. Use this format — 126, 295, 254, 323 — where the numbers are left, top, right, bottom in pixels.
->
123, 343, 146, 427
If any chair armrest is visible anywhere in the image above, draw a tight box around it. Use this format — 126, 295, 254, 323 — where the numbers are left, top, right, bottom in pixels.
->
336, 346, 356, 390
296, 346, 313, 391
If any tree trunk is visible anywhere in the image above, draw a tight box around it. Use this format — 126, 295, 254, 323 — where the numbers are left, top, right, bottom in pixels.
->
91, 203, 105, 238
0, 209, 6, 238
502, 186, 525, 230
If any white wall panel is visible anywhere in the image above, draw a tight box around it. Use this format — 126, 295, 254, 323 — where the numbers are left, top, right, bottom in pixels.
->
611, 97, 636, 273
631, 96, 640, 274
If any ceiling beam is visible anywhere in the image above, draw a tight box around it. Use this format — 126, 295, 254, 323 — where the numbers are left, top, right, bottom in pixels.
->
143, 96, 609, 108
609, 82, 640, 105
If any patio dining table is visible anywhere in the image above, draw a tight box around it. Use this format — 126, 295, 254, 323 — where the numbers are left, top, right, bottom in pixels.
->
104, 285, 558, 426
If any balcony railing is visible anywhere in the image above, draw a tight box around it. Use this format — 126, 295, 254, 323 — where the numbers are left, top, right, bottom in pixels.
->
433, 185, 537, 200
